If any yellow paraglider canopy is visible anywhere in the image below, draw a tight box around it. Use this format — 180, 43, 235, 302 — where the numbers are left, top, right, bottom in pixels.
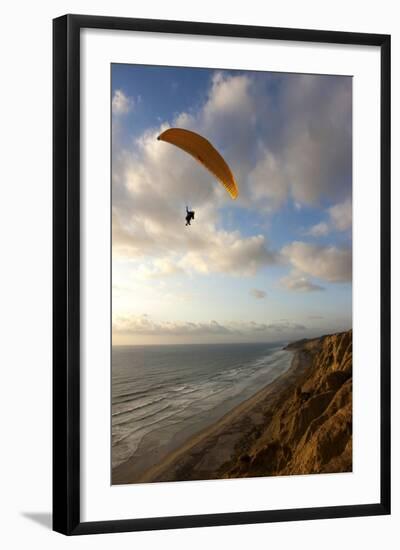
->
157, 128, 238, 200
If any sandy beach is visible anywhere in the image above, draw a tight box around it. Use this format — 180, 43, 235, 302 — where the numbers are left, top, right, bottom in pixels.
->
113, 347, 312, 484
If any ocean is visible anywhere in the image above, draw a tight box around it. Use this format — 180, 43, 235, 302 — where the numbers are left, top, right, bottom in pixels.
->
112, 342, 292, 478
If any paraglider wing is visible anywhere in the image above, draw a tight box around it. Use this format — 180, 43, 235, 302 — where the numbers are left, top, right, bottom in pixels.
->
157, 128, 238, 199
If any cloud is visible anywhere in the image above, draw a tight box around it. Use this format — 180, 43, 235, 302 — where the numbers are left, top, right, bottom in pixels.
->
113, 208, 276, 277
305, 198, 352, 237
261, 321, 306, 332
328, 198, 352, 231
282, 241, 352, 283
247, 74, 352, 209
305, 222, 330, 237
113, 314, 305, 337
112, 89, 134, 115
203, 72, 253, 122
180, 233, 276, 276
250, 288, 267, 299
242, 320, 306, 333
249, 150, 288, 212
136, 258, 184, 279
281, 75, 352, 206
113, 315, 237, 336
280, 271, 325, 292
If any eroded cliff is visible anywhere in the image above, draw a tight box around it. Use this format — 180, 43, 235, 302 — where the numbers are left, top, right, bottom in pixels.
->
222, 330, 352, 478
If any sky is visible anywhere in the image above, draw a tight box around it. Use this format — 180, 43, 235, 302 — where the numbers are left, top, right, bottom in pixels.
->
111, 64, 352, 345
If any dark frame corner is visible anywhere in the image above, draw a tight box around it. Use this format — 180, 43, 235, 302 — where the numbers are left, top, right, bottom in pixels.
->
53, 14, 391, 535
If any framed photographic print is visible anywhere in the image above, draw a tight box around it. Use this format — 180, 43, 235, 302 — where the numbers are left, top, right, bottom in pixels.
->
53, 14, 391, 535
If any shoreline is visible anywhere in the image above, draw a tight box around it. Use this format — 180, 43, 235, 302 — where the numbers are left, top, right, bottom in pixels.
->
112, 347, 312, 484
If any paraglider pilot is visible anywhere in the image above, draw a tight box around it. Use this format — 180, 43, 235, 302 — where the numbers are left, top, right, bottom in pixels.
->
185, 206, 195, 226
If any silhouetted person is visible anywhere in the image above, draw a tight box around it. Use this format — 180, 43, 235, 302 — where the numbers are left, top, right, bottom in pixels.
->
185, 206, 195, 226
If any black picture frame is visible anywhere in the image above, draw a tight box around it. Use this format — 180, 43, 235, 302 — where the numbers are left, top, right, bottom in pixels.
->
53, 14, 391, 535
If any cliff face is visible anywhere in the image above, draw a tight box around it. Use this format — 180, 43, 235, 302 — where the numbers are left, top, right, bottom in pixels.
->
223, 330, 352, 478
